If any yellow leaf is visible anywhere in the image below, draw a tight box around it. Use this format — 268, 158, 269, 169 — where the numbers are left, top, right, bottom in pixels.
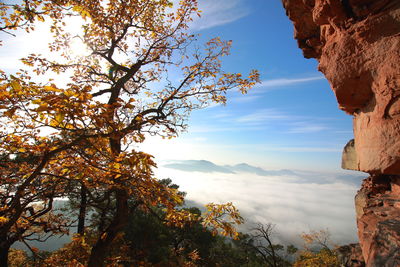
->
37, 15, 45, 22
10, 80, 21, 91
44, 86, 55, 91
36, 103, 48, 112
72, 5, 84, 13
4, 108, 16, 118
55, 112, 65, 123
101, 232, 107, 240
64, 90, 76, 98
49, 119, 59, 127
0, 216, 9, 225
124, 103, 134, 109
72, 5, 91, 19
114, 162, 121, 169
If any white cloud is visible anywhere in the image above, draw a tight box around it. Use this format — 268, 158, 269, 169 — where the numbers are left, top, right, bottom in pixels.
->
230, 94, 263, 103
287, 122, 328, 134
189, 0, 249, 31
157, 167, 360, 246
255, 75, 325, 89
236, 108, 292, 124
265, 146, 341, 152
210, 111, 232, 119
334, 130, 353, 134
188, 124, 265, 133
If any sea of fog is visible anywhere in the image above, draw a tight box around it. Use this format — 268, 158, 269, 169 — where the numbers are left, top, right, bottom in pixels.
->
14, 160, 366, 252
157, 160, 366, 247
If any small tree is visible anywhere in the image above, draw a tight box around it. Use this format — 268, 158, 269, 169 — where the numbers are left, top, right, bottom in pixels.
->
0, 0, 259, 266
294, 229, 339, 267
245, 223, 295, 267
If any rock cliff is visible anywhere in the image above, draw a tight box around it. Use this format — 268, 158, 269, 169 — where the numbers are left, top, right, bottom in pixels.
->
282, 0, 400, 265
355, 175, 400, 265
336, 243, 365, 267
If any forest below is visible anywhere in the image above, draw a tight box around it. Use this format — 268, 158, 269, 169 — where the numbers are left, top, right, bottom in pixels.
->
8, 179, 340, 267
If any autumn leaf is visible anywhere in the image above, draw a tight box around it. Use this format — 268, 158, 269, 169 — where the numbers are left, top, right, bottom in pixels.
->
10, 80, 22, 91
0, 1, 259, 266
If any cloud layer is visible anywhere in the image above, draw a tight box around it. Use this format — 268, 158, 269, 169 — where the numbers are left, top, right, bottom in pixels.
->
159, 160, 366, 246
163, 160, 363, 186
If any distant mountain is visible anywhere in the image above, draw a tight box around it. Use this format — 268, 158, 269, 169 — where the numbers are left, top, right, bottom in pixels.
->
163, 160, 295, 177
164, 160, 235, 173
228, 163, 296, 176
162, 160, 367, 187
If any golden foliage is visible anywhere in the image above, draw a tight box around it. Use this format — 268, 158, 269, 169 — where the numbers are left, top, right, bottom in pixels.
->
294, 229, 339, 267
0, 0, 257, 265
43, 234, 91, 266
202, 202, 244, 239
8, 249, 28, 267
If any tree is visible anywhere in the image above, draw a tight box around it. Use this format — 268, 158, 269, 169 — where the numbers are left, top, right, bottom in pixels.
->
248, 223, 282, 267
242, 223, 295, 267
0, 0, 259, 266
122, 179, 217, 266
28, 179, 242, 266
293, 229, 339, 267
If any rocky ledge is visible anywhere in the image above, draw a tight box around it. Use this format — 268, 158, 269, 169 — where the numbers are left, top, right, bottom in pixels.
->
282, 0, 400, 265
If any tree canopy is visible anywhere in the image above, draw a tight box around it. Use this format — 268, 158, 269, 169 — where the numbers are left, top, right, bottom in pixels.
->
0, 0, 259, 266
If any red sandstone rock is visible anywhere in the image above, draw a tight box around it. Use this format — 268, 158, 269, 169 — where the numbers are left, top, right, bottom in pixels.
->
355, 175, 400, 266
336, 243, 365, 267
282, 0, 400, 265
282, 0, 400, 174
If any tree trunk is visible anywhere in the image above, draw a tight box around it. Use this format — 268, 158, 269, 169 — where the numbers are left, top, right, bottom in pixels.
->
87, 189, 129, 267
87, 105, 126, 267
0, 242, 10, 267
267, 238, 278, 267
77, 184, 87, 235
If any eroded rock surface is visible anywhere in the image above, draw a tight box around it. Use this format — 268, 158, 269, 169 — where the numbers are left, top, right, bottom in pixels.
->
355, 175, 400, 266
282, 0, 400, 265
336, 243, 365, 267
342, 139, 358, 171
282, 0, 400, 174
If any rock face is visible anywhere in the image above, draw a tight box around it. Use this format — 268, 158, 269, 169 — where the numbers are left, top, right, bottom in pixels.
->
336, 243, 365, 267
282, 0, 400, 265
355, 175, 400, 266
342, 139, 357, 171
282, 0, 400, 174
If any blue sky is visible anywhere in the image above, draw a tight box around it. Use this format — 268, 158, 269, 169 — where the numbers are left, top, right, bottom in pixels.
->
2, 0, 364, 247
0, 0, 354, 171
140, 0, 354, 172
146, 0, 362, 246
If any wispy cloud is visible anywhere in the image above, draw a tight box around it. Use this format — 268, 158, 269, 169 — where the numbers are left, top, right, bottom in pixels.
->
261, 146, 341, 152
230, 94, 263, 104
255, 75, 325, 89
189, 0, 249, 30
236, 109, 292, 124
334, 130, 353, 134
195, 108, 330, 134
287, 122, 328, 134
210, 112, 233, 119
188, 124, 265, 133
